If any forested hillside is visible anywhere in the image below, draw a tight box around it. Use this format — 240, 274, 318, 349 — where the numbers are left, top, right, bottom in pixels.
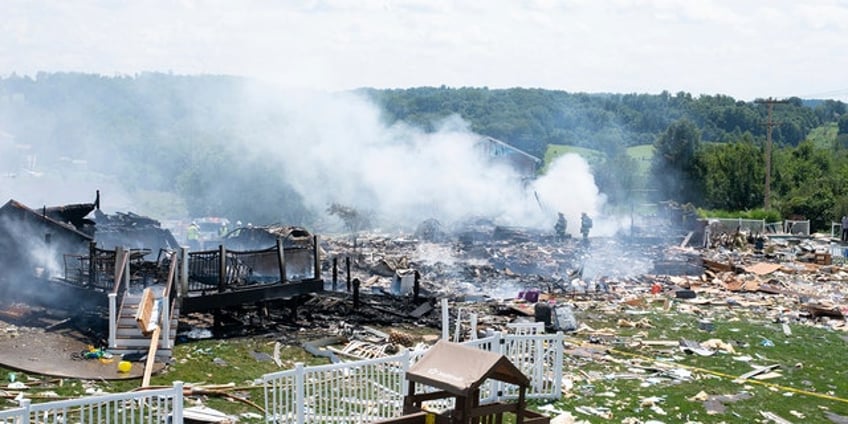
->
2, 73, 848, 230
362, 87, 843, 159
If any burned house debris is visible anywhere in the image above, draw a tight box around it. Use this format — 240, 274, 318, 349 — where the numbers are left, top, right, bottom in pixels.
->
220, 224, 313, 252
90, 209, 180, 256
0, 191, 178, 284
0, 199, 93, 282
4, 187, 848, 424
0, 193, 325, 368
181, 224, 323, 314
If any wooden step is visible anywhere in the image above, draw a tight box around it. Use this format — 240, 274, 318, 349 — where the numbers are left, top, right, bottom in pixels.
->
116, 325, 178, 338
112, 337, 174, 347
111, 294, 181, 361
116, 318, 179, 331
113, 332, 177, 344
117, 316, 179, 326
109, 348, 172, 360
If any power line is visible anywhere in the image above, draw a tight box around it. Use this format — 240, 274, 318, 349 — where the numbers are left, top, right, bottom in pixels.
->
792, 88, 848, 99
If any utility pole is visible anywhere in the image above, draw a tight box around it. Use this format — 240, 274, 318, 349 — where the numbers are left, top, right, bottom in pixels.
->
756, 98, 788, 210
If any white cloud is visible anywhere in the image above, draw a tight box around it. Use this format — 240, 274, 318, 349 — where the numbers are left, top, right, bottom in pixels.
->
1, 0, 847, 100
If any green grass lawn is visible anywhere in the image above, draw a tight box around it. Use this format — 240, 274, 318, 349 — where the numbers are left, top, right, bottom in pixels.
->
543, 145, 605, 172
2, 300, 846, 423
543, 144, 654, 177
551, 300, 848, 423
626, 144, 654, 176
807, 123, 838, 150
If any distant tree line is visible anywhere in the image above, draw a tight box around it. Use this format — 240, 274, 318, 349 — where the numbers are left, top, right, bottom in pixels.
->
362, 87, 843, 159
652, 118, 848, 231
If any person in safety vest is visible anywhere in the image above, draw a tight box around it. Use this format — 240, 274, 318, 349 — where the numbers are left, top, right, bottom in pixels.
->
554, 212, 568, 241
187, 221, 201, 251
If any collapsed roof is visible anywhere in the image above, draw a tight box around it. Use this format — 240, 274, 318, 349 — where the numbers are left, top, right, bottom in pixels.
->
0, 194, 179, 281
221, 225, 313, 251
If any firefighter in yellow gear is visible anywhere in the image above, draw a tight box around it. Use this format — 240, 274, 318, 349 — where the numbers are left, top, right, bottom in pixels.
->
187, 222, 201, 250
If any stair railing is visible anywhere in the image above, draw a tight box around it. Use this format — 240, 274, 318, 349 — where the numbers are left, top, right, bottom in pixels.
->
160, 250, 179, 349
108, 246, 131, 349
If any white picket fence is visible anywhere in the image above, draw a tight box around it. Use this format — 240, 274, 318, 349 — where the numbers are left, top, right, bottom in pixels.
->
0, 332, 563, 424
264, 351, 411, 424
263, 331, 564, 424
0, 382, 183, 424
0, 403, 27, 424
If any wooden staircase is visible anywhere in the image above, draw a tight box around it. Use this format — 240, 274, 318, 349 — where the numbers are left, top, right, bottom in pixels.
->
111, 285, 179, 361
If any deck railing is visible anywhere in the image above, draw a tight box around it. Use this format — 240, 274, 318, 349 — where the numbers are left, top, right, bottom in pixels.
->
186, 242, 318, 295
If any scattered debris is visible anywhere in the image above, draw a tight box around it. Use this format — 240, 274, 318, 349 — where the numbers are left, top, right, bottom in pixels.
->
760, 410, 794, 424
182, 405, 238, 423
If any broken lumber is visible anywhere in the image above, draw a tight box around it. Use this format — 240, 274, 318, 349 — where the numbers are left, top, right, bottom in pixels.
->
702, 258, 733, 273
736, 364, 780, 382
141, 326, 161, 388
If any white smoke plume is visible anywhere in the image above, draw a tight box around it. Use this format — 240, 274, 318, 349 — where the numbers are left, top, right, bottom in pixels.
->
0, 75, 620, 236
0, 215, 62, 280
530, 153, 607, 235
0, 117, 133, 213
234, 84, 611, 233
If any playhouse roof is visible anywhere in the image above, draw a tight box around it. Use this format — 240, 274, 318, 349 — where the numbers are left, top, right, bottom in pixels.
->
406, 340, 531, 397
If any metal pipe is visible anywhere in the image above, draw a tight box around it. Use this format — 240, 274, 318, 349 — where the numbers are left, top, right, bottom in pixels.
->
312, 235, 321, 281
332, 257, 338, 291
179, 247, 188, 297
413, 270, 420, 302
218, 245, 226, 293
88, 242, 96, 286
352, 278, 360, 309
346, 257, 351, 292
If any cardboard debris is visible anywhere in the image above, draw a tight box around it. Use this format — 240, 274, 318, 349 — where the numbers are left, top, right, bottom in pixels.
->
744, 262, 783, 275
617, 318, 652, 328
701, 339, 736, 354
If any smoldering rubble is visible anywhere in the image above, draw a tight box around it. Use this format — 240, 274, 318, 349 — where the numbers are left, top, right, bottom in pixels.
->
5, 200, 848, 424
198, 215, 848, 350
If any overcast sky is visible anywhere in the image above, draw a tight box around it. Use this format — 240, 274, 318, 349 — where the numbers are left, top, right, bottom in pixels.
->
3, 0, 848, 101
